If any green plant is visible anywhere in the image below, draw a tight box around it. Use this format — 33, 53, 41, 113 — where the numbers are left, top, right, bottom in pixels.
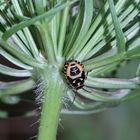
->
0, 0, 140, 140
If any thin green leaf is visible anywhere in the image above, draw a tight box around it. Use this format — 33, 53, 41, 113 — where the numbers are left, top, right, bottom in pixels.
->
84, 53, 124, 71
51, 13, 60, 56
12, 0, 39, 59
108, 0, 126, 52
34, 0, 45, 15
89, 62, 119, 76
0, 64, 32, 77
136, 63, 140, 76
26, 0, 35, 16
85, 18, 139, 60
61, 108, 107, 115
67, 90, 104, 110
63, 2, 84, 56
2, 0, 79, 40
11, 34, 32, 56
126, 45, 140, 57
12, 12, 30, 21
78, 0, 139, 60
0, 48, 33, 70
85, 77, 140, 89
72, 2, 108, 58
15, 31, 32, 50
0, 1, 7, 6
0, 79, 34, 95
79, 88, 130, 102
0, 39, 43, 68
57, 5, 69, 56
66, 0, 93, 59
39, 22, 56, 63
22, 28, 39, 59
122, 89, 140, 102
127, 35, 140, 51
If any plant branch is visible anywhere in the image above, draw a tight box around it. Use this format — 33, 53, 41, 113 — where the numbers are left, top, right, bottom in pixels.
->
37, 66, 65, 140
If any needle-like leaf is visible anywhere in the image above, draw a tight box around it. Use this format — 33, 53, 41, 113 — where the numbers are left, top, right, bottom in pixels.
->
0, 39, 42, 67
108, 0, 126, 53
66, 0, 93, 59
0, 79, 34, 95
2, 0, 79, 40
0, 64, 32, 77
85, 77, 140, 89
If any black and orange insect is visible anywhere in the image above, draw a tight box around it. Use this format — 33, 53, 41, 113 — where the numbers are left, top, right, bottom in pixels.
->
64, 60, 87, 90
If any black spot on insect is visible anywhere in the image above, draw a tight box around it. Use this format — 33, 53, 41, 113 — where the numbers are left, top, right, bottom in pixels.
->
71, 63, 76, 66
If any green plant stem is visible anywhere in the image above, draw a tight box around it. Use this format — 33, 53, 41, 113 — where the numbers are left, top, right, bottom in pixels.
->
37, 66, 65, 140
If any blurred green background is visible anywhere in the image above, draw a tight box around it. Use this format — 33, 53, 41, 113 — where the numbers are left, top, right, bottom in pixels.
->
61, 98, 140, 140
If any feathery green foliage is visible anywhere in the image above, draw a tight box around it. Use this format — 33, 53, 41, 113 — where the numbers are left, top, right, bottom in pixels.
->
0, 0, 140, 140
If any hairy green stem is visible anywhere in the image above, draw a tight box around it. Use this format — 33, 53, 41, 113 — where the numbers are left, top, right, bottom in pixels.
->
37, 66, 65, 140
